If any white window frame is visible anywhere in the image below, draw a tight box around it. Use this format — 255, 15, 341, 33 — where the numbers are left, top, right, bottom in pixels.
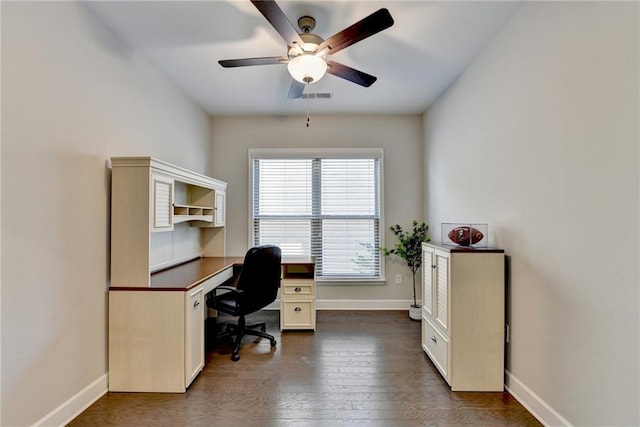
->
248, 148, 385, 284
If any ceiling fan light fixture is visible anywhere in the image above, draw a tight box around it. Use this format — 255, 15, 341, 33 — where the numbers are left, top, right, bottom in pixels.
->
287, 54, 327, 84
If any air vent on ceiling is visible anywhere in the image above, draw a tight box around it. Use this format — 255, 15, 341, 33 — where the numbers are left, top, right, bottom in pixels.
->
301, 93, 332, 99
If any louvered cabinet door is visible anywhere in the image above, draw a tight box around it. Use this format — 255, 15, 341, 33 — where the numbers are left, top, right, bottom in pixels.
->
434, 250, 450, 334
421, 246, 434, 319
151, 173, 174, 232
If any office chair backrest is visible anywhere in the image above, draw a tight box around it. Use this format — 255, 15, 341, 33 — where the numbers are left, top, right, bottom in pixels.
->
236, 245, 282, 314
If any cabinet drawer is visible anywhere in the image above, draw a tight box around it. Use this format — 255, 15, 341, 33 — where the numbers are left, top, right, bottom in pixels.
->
282, 282, 314, 297
422, 317, 450, 382
281, 300, 314, 329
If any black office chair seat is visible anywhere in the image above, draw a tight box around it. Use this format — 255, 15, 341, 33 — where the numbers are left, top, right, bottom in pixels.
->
207, 245, 281, 361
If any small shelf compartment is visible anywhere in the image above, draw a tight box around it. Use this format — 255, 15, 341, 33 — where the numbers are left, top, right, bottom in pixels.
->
173, 204, 214, 224
282, 264, 314, 279
172, 180, 216, 225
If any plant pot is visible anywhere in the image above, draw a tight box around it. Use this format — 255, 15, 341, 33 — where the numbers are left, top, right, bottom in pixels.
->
409, 304, 422, 321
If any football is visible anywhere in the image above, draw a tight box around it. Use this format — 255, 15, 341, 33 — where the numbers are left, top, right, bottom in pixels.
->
448, 226, 484, 246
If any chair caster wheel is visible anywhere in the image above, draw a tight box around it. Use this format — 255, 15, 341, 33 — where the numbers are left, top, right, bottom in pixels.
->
270, 339, 277, 347
231, 352, 240, 362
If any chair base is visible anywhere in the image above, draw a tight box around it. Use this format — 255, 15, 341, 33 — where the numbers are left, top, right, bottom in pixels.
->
217, 317, 277, 361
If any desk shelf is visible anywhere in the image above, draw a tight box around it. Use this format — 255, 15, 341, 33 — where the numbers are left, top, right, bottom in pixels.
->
173, 204, 214, 224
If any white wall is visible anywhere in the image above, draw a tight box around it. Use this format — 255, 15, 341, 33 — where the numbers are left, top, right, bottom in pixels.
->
423, 2, 639, 426
211, 115, 424, 305
1, 2, 211, 425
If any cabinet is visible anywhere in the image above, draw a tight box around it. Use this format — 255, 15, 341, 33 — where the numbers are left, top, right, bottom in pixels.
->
110, 157, 227, 286
108, 285, 205, 392
421, 242, 505, 391
280, 259, 316, 331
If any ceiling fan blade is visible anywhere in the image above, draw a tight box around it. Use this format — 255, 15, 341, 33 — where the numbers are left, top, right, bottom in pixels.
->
288, 80, 305, 99
251, 0, 305, 47
219, 57, 287, 67
326, 61, 377, 87
318, 8, 394, 56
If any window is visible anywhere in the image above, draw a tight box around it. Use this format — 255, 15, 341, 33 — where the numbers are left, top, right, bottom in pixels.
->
250, 149, 383, 281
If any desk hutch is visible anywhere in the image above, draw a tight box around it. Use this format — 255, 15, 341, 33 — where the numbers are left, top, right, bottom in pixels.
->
108, 157, 230, 392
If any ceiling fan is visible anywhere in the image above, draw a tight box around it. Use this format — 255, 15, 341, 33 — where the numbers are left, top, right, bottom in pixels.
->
219, 0, 394, 99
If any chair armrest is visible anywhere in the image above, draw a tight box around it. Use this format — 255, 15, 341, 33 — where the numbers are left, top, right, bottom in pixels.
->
207, 286, 245, 312
213, 285, 243, 295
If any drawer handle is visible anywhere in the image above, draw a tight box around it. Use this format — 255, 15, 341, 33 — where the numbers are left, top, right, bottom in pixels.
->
294, 307, 302, 312
294, 287, 302, 292
431, 335, 437, 343
193, 300, 200, 308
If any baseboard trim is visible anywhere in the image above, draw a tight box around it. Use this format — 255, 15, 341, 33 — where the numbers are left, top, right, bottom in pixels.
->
263, 299, 416, 311
317, 299, 415, 310
505, 369, 572, 427
33, 374, 108, 427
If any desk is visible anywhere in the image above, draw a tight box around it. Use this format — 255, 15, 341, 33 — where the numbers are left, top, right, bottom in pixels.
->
108, 257, 240, 393
108, 256, 316, 393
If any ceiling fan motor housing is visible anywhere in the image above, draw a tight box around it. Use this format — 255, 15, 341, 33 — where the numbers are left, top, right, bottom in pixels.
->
297, 16, 316, 33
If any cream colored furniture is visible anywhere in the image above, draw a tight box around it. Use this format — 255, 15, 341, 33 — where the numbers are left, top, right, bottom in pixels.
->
110, 157, 227, 286
109, 257, 240, 392
109, 157, 231, 392
280, 258, 316, 331
421, 242, 505, 391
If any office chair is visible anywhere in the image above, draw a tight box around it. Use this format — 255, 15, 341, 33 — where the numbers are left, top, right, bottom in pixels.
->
207, 245, 281, 361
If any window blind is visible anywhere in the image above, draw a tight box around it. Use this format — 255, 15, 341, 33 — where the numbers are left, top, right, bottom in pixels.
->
251, 151, 382, 281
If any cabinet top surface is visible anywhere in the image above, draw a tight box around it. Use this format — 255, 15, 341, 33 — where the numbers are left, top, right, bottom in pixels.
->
423, 241, 504, 253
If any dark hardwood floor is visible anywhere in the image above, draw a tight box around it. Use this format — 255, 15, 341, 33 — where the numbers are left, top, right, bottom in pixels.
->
69, 310, 541, 426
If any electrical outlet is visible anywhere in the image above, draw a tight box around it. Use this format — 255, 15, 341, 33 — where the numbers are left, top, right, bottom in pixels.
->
505, 324, 510, 343
395, 274, 402, 284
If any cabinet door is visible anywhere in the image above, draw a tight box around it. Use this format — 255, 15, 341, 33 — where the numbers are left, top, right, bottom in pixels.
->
151, 173, 174, 232
434, 250, 450, 333
422, 246, 434, 318
214, 190, 225, 227
184, 287, 204, 386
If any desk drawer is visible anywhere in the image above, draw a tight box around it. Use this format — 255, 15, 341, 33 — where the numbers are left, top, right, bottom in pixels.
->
422, 316, 450, 383
281, 300, 315, 329
282, 280, 314, 297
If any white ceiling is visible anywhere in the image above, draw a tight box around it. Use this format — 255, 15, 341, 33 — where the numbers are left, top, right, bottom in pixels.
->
84, 0, 524, 116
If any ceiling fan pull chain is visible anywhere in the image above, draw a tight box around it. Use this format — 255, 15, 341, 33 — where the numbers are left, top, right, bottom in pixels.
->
306, 91, 311, 128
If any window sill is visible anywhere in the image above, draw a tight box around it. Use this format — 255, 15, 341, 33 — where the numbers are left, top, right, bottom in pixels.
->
316, 278, 387, 286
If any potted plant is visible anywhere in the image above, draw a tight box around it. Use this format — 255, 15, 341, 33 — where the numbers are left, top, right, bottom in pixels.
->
380, 220, 430, 320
